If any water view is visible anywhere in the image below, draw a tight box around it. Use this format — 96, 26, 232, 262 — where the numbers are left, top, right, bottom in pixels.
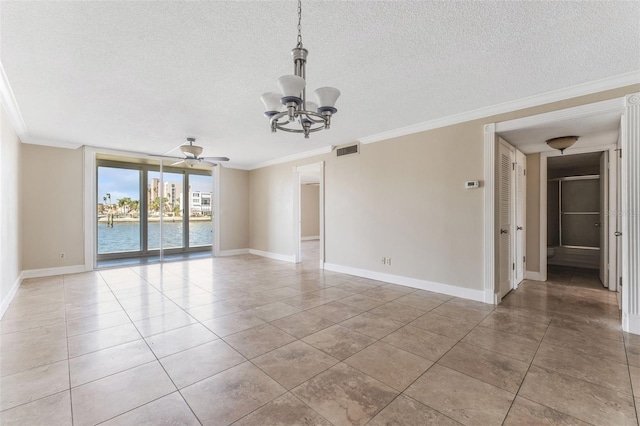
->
98, 220, 213, 254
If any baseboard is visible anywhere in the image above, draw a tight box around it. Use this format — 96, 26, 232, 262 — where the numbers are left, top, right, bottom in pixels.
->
623, 313, 640, 335
525, 271, 546, 282
323, 263, 487, 303
217, 249, 250, 257
21, 265, 87, 279
0, 271, 23, 319
249, 249, 296, 263
301, 236, 320, 241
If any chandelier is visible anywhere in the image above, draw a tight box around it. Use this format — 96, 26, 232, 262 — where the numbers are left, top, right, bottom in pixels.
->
260, 0, 340, 138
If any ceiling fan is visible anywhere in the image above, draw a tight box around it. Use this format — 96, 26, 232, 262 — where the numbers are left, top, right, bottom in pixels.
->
153, 138, 230, 167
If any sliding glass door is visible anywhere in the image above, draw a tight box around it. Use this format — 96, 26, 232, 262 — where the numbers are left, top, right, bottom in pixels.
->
96, 159, 213, 262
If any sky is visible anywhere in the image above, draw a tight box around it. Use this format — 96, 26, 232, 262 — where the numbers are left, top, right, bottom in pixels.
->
98, 167, 212, 203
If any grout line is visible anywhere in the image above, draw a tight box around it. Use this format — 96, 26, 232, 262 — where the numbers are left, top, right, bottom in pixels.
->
62, 274, 75, 426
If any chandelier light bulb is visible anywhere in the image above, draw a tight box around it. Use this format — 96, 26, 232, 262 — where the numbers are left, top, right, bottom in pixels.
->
314, 87, 341, 112
260, 92, 283, 117
277, 75, 306, 104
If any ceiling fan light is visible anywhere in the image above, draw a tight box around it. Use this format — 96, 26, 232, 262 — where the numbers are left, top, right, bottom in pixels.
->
277, 75, 305, 104
180, 144, 203, 158
260, 92, 283, 117
546, 136, 579, 154
184, 158, 199, 167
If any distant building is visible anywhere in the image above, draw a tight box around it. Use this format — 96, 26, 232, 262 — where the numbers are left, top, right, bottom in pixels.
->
190, 191, 212, 216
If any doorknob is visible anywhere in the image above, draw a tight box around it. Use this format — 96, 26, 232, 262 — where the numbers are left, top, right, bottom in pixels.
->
500, 229, 508, 234
516, 226, 523, 231
615, 231, 622, 236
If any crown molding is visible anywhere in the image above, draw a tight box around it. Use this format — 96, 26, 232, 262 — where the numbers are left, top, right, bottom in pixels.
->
248, 145, 333, 170
359, 71, 640, 145
0, 61, 28, 138
22, 135, 83, 150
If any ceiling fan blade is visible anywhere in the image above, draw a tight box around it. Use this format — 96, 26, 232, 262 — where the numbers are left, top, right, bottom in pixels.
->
201, 156, 230, 162
148, 154, 184, 160
201, 161, 219, 167
171, 160, 186, 166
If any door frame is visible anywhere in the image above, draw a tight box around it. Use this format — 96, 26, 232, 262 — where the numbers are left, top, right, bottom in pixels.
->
483, 93, 640, 334
292, 161, 325, 267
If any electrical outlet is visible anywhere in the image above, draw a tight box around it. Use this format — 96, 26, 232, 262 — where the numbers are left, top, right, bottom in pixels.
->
386, 258, 392, 266
381, 257, 387, 264
59, 252, 65, 260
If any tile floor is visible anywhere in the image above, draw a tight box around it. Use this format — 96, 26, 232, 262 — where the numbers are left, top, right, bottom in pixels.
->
0, 243, 636, 425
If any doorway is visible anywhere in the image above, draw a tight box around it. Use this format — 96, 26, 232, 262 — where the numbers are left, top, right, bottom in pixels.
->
293, 162, 324, 269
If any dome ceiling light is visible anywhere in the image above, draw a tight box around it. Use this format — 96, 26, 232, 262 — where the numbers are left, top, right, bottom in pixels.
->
260, 0, 340, 139
546, 136, 579, 154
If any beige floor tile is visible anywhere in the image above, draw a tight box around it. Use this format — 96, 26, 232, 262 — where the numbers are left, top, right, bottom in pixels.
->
66, 310, 131, 337
0, 360, 70, 411
65, 300, 123, 322
339, 312, 403, 339
302, 325, 376, 361
202, 311, 265, 337
246, 301, 303, 322
271, 311, 335, 339
431, 303, 492, 323
519, 365, 636, 426
630, 365, 640, 396
393, 293, 445, 311
382, 325, 457, 361
479, 312, 549, 341
345, 341, 432, 391
533, 342, 632, 395
0, 323, 68, 377
253, 340, 338, 389
0, 390, 72, 426
551, 312, 623, 341
145, 323, 217, 358
225, 323, 296, 359
124, 301, 182, 322
333, 281, 379, 294
1, 305, 66, 334
405, 364, 514, 426
626, 342, 640, 368
69, 339, 156, 387
99, 392, 200, 426
186, 300, 246, 322
308, 301, 364, 322
159, 339, 245, 388
133, 310, 197, 338
411, 289, 455, 302
281, 294, 331, 310
503, 396, 591, 426
368, 394, 462, 426
292, 363, 398, 426
410, 312, 477, 340
181, 362, 286, 425
360, 287, 406, 302
338, 294, 386, 311
438, 342, 529, 393
71, 361, 176, 426
68, 323, 141, 357
461, 326, 539, 363
368, 302, 425, 324
234, 392, 332, 426
543, 326, 627, 364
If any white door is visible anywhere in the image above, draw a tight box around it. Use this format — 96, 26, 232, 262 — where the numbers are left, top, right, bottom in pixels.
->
514, 150, 526, 286
599, 151, 608, 287
499, 142, 515, 299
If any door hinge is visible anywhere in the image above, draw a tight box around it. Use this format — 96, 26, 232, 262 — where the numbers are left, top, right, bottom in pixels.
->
523, 256, 526, 263
616, 148, 622, 158
512, 263, 515, 270
512, 163, 515, 170
620, 277, 623, 287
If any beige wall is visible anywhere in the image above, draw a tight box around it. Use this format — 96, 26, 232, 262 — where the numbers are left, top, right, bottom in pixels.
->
526, 154, 541, 273
1, 105, 22, 312
219, 167, 249, 251
21, 144, 84, 270
301, 184, 320, 238
249, 84, 639, 291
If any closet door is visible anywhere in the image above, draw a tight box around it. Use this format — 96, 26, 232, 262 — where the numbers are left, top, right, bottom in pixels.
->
498, 142, 515, 299
514, 150, 526, 286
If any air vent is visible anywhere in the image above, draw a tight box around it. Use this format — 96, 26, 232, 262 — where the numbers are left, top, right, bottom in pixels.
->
337, 144, 358, 157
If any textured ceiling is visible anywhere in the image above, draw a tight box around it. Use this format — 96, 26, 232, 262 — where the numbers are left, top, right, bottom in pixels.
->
1, 1, 639, 168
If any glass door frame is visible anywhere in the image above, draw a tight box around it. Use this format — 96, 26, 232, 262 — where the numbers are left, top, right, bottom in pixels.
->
96, 159, 213, 262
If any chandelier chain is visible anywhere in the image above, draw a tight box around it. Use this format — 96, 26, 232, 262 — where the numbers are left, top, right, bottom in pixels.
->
296, 0, 303, 47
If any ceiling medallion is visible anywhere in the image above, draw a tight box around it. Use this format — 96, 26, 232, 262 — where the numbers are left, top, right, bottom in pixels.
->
260, 0, 340, 139
546, 136, 579, 154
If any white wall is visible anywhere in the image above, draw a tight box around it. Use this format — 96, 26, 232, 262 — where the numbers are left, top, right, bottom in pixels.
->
219, 167, 249, 251
1, 105, 22, 316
